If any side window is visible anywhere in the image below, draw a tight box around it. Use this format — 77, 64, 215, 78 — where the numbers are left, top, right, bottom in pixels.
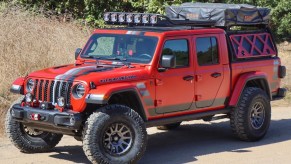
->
196, 37, 219, 66
162, 39, 189, 68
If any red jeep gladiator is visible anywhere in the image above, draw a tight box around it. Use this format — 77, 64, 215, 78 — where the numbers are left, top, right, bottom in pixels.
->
5, 3, 287, 164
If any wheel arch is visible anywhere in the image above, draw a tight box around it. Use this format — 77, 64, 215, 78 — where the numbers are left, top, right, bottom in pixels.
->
107, 89, 147, 121
85, 85, 147, 121
229, 72, 271, 107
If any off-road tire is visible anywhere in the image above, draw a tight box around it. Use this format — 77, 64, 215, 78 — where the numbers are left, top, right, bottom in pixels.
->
82, 104, 147, 164
230, 87, 271, 141
157, 122, 182, 130
5, 97, 63, 153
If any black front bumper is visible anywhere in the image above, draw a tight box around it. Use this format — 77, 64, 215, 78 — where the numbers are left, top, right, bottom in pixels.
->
11, 104, 83, 135
272, 88, 287, 100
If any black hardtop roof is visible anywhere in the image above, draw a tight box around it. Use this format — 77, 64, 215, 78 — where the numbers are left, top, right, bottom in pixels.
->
166, 2, 270, 27
179, 2, 256, 9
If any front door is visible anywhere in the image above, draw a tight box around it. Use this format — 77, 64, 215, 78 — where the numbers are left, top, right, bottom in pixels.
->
155, 38, 194, 114
193, 35, 224, 108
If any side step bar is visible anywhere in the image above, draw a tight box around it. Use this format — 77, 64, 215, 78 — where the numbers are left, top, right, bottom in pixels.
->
146, 108, 230, 128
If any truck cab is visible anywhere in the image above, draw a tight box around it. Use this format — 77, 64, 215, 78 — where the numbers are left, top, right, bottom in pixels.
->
6, 3, 286, 163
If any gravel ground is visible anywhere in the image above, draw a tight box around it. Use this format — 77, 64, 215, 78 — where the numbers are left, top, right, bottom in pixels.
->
1, 106, 291, 164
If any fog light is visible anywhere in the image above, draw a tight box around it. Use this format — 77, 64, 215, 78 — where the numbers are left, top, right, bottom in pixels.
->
57, 97, 65, 107
11, 109, 15, 117
70, 116, 76, 125
25, 93, 33, 103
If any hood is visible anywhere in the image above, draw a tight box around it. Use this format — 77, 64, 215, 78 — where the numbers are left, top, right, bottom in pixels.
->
27, 63, 150, 85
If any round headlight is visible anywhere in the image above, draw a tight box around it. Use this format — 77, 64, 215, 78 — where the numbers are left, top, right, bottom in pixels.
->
26, 79, 35, 92
73, 83, 85, 98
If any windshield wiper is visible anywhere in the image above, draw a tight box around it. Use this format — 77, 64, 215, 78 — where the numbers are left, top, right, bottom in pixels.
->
104, 57, 134, 68
105, 57, 127, 61
84, 55, 100, 59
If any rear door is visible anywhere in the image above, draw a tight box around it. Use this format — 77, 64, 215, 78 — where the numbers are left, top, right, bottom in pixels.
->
193, 34, 224, 108
155, 37, 194, 114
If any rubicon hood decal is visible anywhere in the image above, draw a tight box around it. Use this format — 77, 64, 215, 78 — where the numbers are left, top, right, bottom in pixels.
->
100, 75, 137, 83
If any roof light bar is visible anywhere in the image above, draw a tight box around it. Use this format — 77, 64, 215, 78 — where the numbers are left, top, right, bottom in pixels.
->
104, 12, 160, 25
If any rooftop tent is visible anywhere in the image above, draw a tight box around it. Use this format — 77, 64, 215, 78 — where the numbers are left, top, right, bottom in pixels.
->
165, 3, 271, 27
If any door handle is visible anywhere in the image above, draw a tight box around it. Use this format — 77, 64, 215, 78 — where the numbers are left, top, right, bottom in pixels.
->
211, 72, 221, 78
183, 75, 194, 81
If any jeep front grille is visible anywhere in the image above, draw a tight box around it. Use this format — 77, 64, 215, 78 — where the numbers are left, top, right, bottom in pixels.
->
33, 79, 73, 106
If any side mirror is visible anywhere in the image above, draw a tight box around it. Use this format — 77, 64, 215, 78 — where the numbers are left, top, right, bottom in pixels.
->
158, 55, 176, 72
75, 48, 82, 60
161, 55, 176, 68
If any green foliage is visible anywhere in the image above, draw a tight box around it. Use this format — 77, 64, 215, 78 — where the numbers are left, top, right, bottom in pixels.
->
5, 0, 291, 40
270, 0, 291, 39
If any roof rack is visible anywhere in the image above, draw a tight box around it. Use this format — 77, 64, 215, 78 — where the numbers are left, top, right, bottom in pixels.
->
104, 3, 271, 28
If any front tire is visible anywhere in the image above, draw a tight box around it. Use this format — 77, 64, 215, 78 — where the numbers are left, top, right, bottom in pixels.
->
230, 87, 271, 141
5, 97, 63, 153
82, 104, 147, 164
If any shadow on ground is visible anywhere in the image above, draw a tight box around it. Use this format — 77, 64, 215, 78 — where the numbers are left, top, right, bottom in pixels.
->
48, 118, 291, 164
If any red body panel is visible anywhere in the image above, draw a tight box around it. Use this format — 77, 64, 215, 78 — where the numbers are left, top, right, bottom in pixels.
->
14, 27, 282, 120
12, 77, 25, 86
229, 71, 268, 106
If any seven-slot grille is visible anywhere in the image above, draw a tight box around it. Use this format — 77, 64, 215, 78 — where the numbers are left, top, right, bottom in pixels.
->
32, 79, 73, 106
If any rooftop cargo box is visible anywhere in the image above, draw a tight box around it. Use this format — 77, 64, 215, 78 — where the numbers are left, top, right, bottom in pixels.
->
165, 3, 271, 27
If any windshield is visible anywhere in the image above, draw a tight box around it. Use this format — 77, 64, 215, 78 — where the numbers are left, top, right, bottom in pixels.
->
81, 34, 158, 64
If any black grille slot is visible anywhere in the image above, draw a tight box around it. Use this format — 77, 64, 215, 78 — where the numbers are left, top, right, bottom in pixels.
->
50, 81, 55, 102
61, 82, 67, 97
54, 81, 61, 103
38, 80, 44, 101
67, 82, 73, 105
33, 79, 39, 96
44, 80, 49, 101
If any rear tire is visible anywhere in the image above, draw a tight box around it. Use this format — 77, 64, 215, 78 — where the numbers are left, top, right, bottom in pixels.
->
5, 97, 63, 153
82, 104, 147, 164
157, 122, 182, 130
230, 87, 271, 141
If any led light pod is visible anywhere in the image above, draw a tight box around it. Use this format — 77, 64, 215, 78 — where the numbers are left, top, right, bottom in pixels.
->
142, 14, 149, 24
150, 15, 158, 24
111, 13, 117, 22
118, 13, 125, 23
126, 14, 133, 23
134, 14, 141, 23
104, 13, 110, 22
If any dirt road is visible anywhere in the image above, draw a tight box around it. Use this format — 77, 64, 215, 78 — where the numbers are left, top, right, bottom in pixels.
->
1, 106, 291, 164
